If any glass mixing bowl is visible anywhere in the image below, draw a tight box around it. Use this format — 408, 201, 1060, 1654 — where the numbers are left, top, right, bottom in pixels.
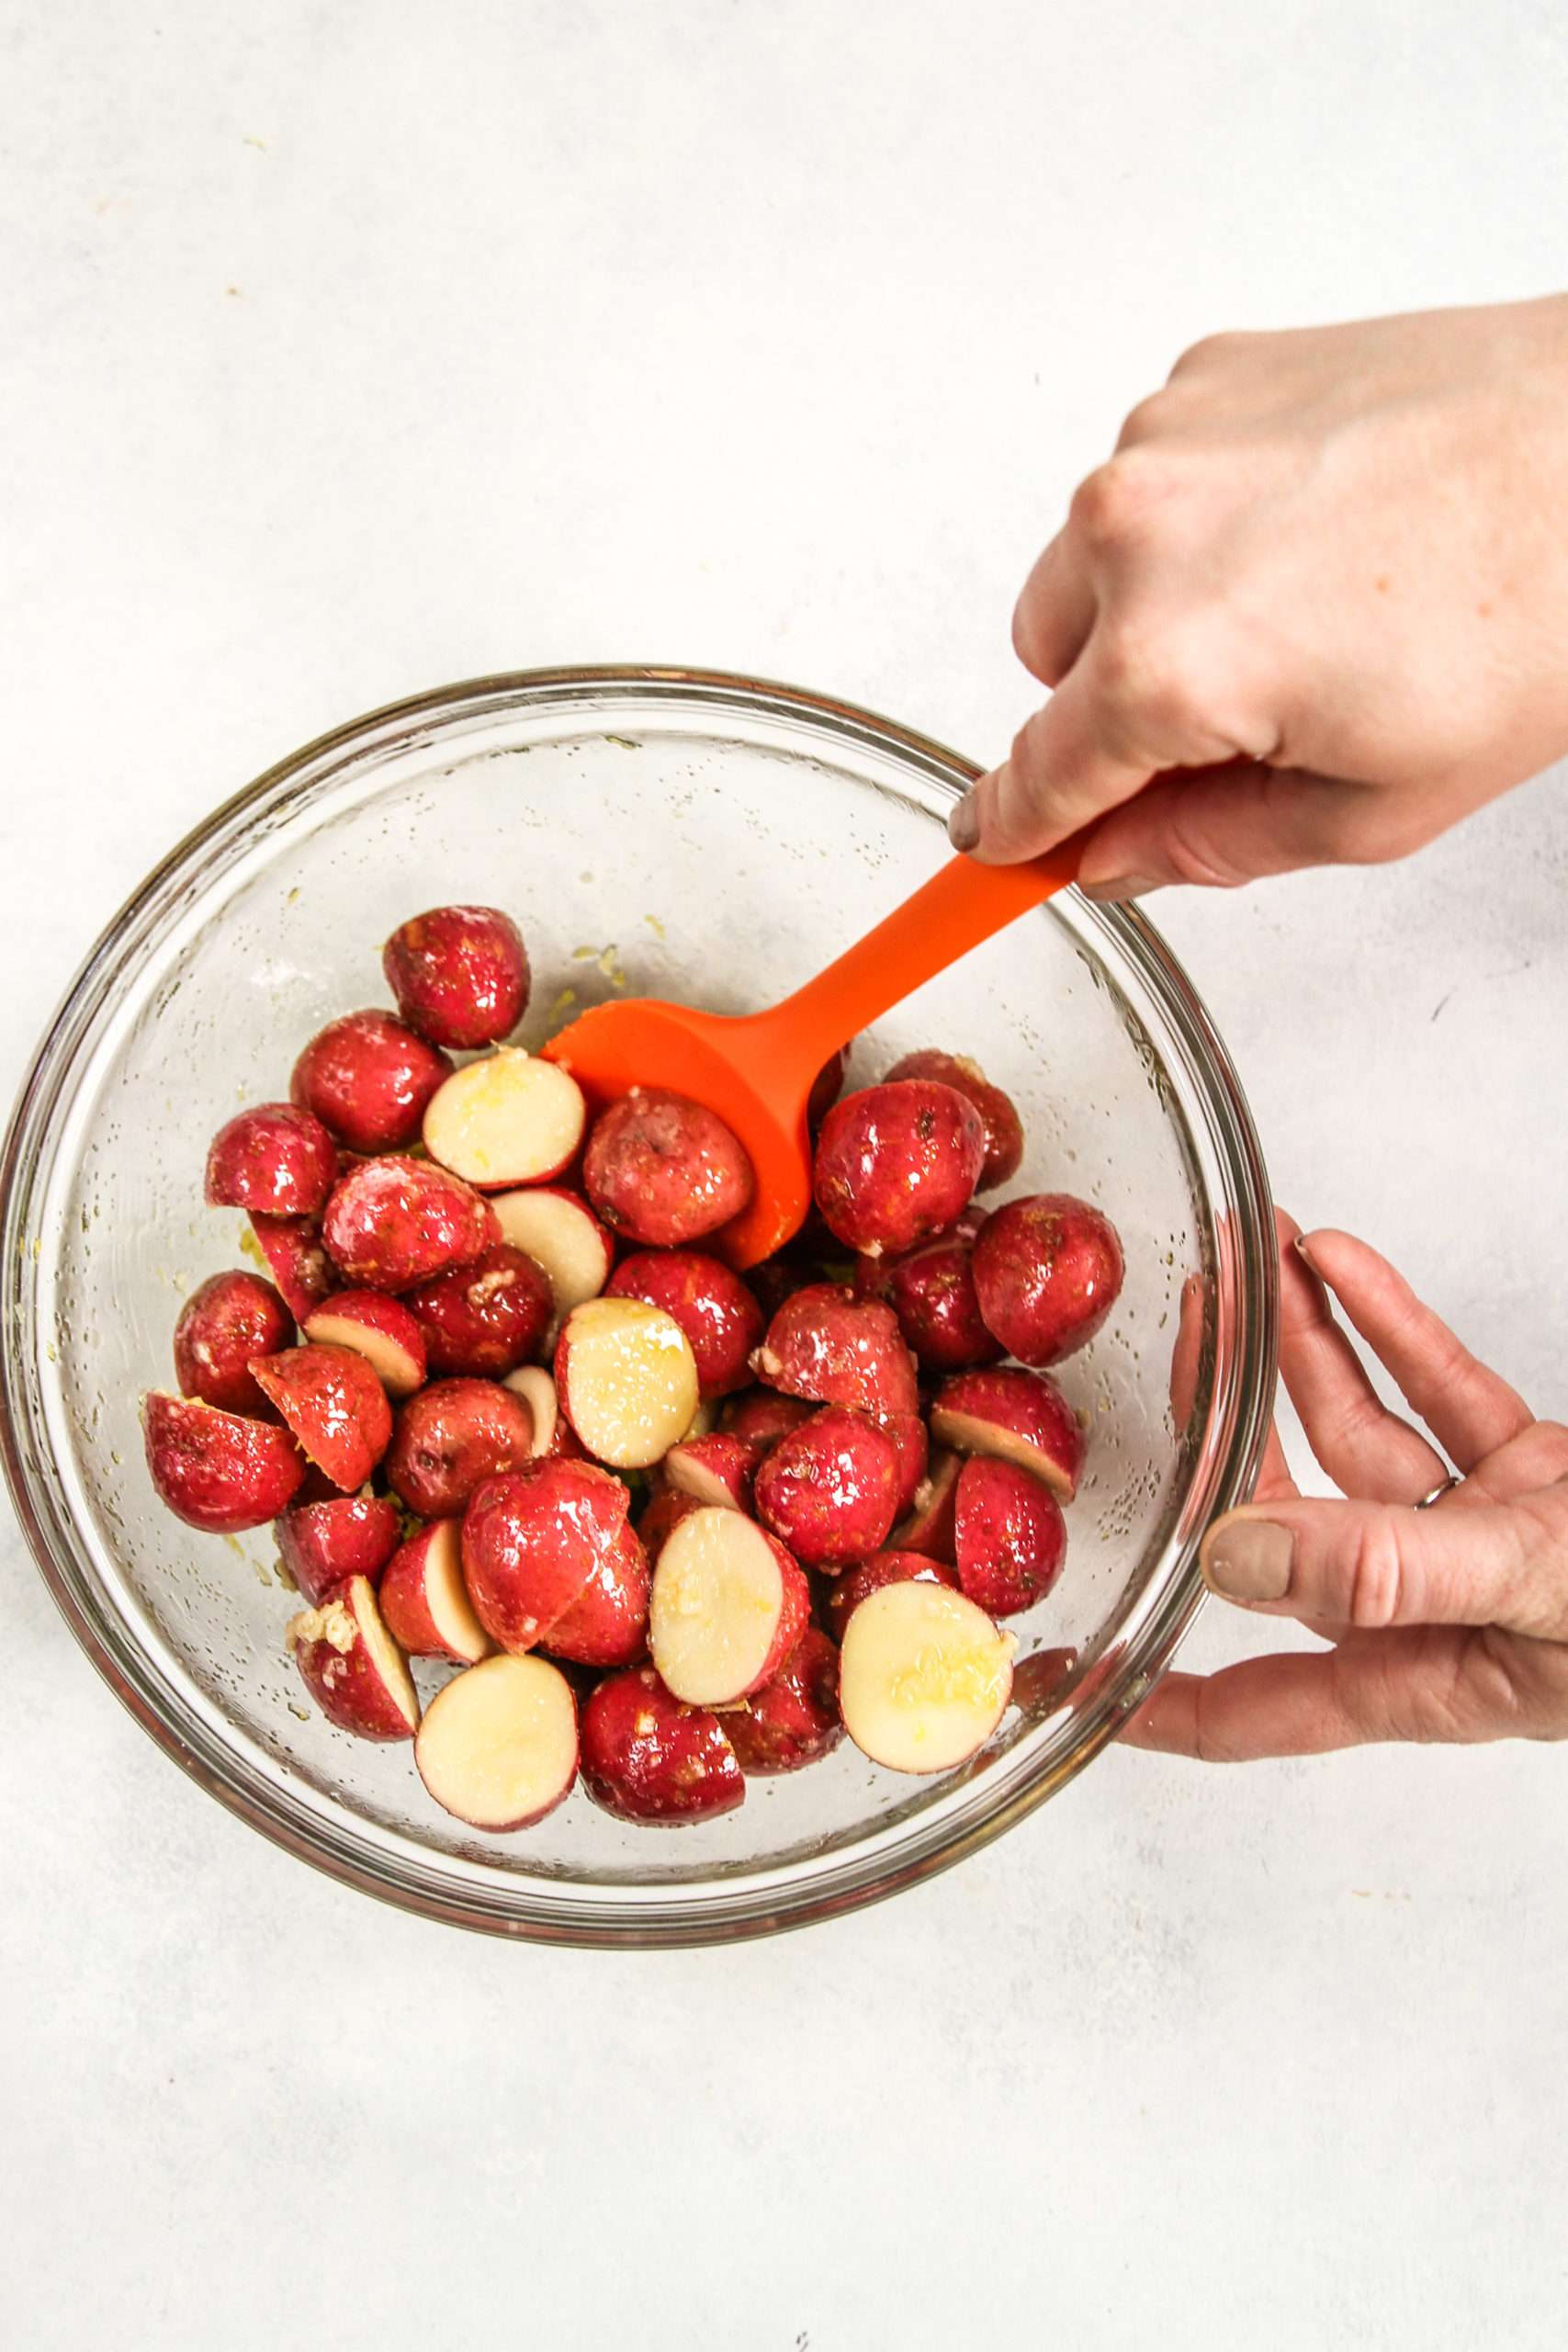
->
0, 667, 1275, 1945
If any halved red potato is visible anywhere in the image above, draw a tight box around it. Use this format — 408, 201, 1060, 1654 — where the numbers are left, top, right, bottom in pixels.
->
275, 1493, 401, 1607
636, 1486, 704, 1561
885, 1049, 1024, 1191
142, 1391, 305, 1531
970, 1193, 1125, 1367
648, 1508, 810, 1705
953, 1455, 1066, 1616
888, 1446, 961, 1560
383, 904, 531, 1049
752, 1407, 899, 1570
415, 1653, 577, 1830
321, 1154, 498, 1290
727, 1627, 842, 1774
385, 1377, 536, 1517
718, 1386, 818, 1452
290, 1008, 452, 1153
580, 1666, 744, 1825
249, 1342, 393, 1493
582, 1087, 754, 1246
886, 1227, 1003, 1373
490, 1186, 613, 1330
929, 1366, 1085, 1502
821, 1548, 961, 1644
806, 1045, 851, 1135
303, 1290, 427, 1397
206, 1102, 338, 1216
249, 1212, 334, 1322
880, 1410, 929, 1519
839, 1581, 1014, 1773
403, 1242, 553, 1378
812, 1080, 986, 1257
501, 1364, 586, 1459
604, 1250, 763, 1398
460, 1460, 629, 1654
751, 1283, 919, 1418
544, 1521, 650, 1668
173, 1270, 294, 1418
554, 1297, 699, 1469
378, 1519, 493, 1662
287, 1575, 420, 1741
661, 1430, 760, 1511
423, 1049, 587, 1189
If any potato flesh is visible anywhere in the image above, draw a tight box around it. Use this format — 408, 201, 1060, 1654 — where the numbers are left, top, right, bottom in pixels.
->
839, 1582, 1013, 1773
415, 1655, 577, 1829
649, 1509, 784, 1705
491, 1189, 610, 1312
560, 1299, 698, 1469
423, 1050, 585, 1186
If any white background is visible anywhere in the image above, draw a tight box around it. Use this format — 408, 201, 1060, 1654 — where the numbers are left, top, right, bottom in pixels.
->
4, 5, 1566, 2346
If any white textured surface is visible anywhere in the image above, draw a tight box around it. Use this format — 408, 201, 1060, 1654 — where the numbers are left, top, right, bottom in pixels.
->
3, 5, 1566, 2346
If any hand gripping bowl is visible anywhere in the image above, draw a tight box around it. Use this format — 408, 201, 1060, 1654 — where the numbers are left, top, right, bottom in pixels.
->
0, 667, 1276, 1946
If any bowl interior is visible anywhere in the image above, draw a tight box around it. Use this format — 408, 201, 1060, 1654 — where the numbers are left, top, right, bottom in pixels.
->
3, 673, 1273, 1940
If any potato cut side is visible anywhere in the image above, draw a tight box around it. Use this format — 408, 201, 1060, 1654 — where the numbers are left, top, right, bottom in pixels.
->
423, 1049, 586, 1187
649, 1508, 787, 1706
502, 1363, 557, 1455
839, 1582, 1014, 1773
928, 1408, 1078, 1502
305, 1308, 424, 1396
490, 1188, 611, 1312
418, 1520, 492, 1663
415, 1654, 579, 1831
558, 1298, 699, 1469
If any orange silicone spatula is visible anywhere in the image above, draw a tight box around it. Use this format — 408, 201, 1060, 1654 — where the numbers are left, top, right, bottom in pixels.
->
540, 837, 1085, 1269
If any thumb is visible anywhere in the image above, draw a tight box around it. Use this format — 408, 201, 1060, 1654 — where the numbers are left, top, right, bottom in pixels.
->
1198, 1487, 1568, 1640
1073, 762, 1395, 898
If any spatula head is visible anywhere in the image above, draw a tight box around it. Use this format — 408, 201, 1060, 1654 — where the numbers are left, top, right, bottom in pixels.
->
540, 998, 811, 1270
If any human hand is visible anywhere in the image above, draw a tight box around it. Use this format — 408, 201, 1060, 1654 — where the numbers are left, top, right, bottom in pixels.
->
954, 296, 1568, 894
1125, 1214, 1568, 1759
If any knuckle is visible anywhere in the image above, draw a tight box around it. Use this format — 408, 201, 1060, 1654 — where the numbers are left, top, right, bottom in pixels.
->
1094, 616, 1213, 745
1115, 392, 1175, 450
1345, 1514, 1407, 1630
1168, 328, 1247, 381
1070, 454, 1163, 550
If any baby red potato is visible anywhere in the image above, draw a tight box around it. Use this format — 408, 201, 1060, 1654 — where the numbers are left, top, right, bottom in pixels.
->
403, 1242, 553, 1378
604, 1250, 763, 1397
751, 1283, 919, 1418
414, 1653, 578, 1831
303, 1290, 428, 1397
554, 1296, 699, 1468
378, 1520, 492, 1663
719, 1385, 818, 1452
822, 1549, 961, 1645
206, 1102, 338, 1216
289, 1008, 452, 1153
971, 1193, 1125, 1367
888, 1447, 962, 1560
383, 904, 531, 1049
142, 1391, 305, 1531
884, 1049, 1024, 1191
580, 1666, 744, 1825
173, 1270, 294, 1417
321, 1154, 498, 1290
886, 1227, 1003, 1373
248, 1212, 334, 1322
636, 1487, 704, 1561
879, 1410, 929, 1519
543, 1521, 650, 1668
582, 1086, 754, 1246
275, 1494, 402, 1607
953, 1456, 1067, 1616
460, 1460, 630, 1654
812, 1080, 986, 1258
753, 1407, 900, 1570
422, 1048, 587, 1188
648, 1507, 810, 1705
838, 1581, 1014, 1774
249, 1342, 393, 1493
490, 1187, 613, 1327
806, 1045, 850, 1134
930, 1365, 1085, 1502
661, 1431, 760, 1511
502, 1364, 586, 1459
385, 1377, 536, 1517
287, 1574, 420, 1741
727, 1627, 842, 1774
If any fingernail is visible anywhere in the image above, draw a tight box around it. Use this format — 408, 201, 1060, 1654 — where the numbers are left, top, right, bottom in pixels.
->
1200, 1516, 1293, 1602
948, 790, 981, 854
1292, 1234, 1320, 1272
1078, 874, 1161, 903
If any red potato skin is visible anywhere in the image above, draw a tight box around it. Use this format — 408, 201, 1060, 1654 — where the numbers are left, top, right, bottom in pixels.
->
885, 1050, 1024, 1192
173, 1271, 294, 1418
953, 1455, 1067, 1616
385, 1378, 536, 1518
249, 1213, 335, 1323
604, 1250, 764, 1397
752, 1284, 919, 1418
880, 1410, 929, 1520
288, 1577, 415, 1741
461, 1460, 630, 1654
971, 1193, 1125, 1367
886, 1227, 1004, 1373
727, 1627, 842, 1773
812, 1080, 986, 1258
378, 1522, 487, 1661
290, 1008, 453, 1153
321, 1154, 499, 1291
544, 1521, 651, 1668
930, 1365, 1085, 1501
718, 1386, 818, 1452
303, 1290, 428, 1395
142, 1391, 305, 1532
275, 1494, 401, 1607
403, 1242, 554, 1378
806, 1046, 850, 1135
889, 1447, 962, 1562
583, 1088, 754, 1247
753, 1408, 899, 1571
661, 1431, 760, 1510
205, 1102, 338, 1216
636, 1487, 704, 1560
248, 1343, 393, 1493
821, 1549, 961, 1644
382, 904, 531, 1049
580, 1667, 744, 1824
